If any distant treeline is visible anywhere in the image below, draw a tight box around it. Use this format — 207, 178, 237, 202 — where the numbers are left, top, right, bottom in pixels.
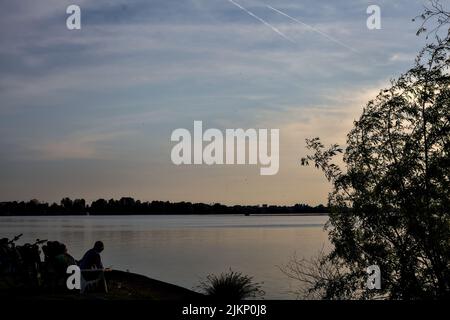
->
0, 198, 328, 216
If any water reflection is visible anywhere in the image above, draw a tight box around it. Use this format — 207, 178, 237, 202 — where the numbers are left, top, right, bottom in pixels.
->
0, 215, 329, 299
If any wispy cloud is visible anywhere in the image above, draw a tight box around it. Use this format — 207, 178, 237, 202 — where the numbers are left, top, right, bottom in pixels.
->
266, 5, 358, 53
226, 0, 294, 43
29, 129, 137, 161
0, 0, 428, 204
389, 52, 416, 62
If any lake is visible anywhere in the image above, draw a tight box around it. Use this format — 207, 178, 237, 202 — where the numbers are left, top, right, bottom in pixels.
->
0, 214, 329, 299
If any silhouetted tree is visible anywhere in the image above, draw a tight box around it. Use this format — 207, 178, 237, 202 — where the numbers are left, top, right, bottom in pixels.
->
0, 199, 328, 216
60, 197, 72, 207
299, 2, 450, 299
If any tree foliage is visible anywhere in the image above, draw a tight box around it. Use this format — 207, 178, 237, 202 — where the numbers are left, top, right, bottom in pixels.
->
300, 2, 450, 299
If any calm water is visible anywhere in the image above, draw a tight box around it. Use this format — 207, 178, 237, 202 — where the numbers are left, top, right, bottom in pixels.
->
0, 215, 329, 299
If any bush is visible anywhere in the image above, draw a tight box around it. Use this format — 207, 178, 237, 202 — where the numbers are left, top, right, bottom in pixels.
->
197, 269, 264, 300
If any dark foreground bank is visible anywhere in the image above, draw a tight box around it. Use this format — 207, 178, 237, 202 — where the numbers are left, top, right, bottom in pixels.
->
0, 269, 203, 301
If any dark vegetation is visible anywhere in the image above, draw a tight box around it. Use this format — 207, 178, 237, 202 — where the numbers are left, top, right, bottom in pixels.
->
287, 1, 450, 299
196, 269, 264, 301
0, 235, 202, 300
0, 235, 82, 294
0, 198, 328, 216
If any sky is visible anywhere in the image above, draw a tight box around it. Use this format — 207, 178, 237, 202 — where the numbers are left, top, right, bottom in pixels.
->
0, 0, 439, 205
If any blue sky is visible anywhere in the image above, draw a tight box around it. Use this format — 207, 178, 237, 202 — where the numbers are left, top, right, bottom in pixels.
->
0, 0, 439, 204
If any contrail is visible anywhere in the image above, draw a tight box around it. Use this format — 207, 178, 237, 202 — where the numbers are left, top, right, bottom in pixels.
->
266, 5, 358, 53
226, 0, 295, 43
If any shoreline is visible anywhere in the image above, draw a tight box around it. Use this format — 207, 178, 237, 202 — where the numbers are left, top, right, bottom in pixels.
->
0, 213, 329, 217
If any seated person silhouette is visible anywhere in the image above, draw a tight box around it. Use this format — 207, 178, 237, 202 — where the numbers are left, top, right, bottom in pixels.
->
55, 243, 76, 271
79, 241, 104, 270
79, 241, 108, 292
